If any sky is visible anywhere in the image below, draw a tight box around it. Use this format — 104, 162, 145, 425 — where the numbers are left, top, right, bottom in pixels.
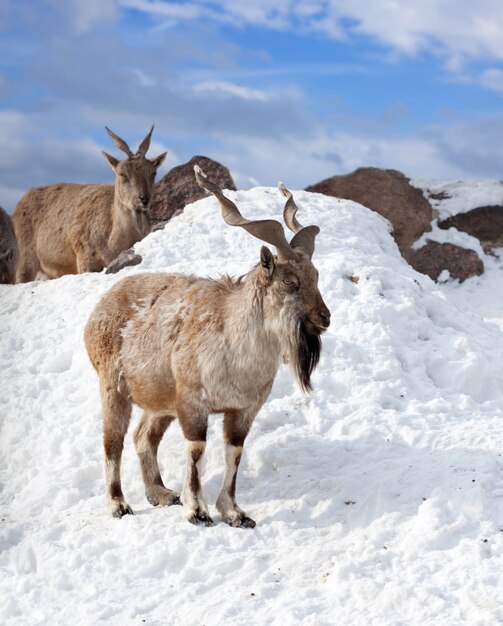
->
2, 0, 503, 212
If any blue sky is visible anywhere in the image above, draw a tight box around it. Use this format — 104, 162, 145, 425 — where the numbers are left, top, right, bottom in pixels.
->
2, 1, 503, 211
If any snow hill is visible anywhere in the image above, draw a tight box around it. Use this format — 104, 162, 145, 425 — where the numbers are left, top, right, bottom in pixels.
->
1, 186, 502, 625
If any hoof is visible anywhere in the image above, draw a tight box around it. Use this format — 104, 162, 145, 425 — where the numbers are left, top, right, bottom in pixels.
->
226, 514, 256, 529
147, 490, 182, 507
112, 503, 134, 518
167, 494, 182, 506
188, 511, 215, 527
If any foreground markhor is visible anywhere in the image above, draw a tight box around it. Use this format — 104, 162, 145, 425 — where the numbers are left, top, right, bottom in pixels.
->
84, 167, 330, 527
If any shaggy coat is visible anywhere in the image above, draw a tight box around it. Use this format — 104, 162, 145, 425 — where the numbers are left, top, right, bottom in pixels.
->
85, 172, 330, 527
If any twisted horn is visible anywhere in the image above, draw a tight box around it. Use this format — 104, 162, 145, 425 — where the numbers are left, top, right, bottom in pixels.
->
137, 124, 154, 156
195, 166, 298, 261
278, 182, 319, 259
105, 127, 133, 157
279, 181, 303, 234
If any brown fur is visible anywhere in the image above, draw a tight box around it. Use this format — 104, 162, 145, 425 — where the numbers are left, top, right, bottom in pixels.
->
0, 207, 18, 284
85, 181, 330, 527
12, 128, 166, 282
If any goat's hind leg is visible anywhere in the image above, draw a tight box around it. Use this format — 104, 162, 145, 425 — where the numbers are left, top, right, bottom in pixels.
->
216, 409, 257, 529
102, 383, 133, 518
134, 412, 181, 507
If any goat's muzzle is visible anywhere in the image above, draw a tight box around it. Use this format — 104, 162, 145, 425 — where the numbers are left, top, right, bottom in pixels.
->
306, 305, 331, 336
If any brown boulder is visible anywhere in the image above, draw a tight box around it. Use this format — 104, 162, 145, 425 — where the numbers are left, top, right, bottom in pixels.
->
306, 167, 432, 257
409, 240, 483, 283
150, 156, 236, 222
438, 206, 503, 249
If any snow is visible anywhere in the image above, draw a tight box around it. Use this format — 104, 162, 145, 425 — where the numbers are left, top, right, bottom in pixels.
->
1, 186, 503, 625
411, 177, 503, 220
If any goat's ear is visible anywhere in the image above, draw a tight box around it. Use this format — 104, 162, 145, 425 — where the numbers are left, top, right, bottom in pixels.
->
102, 151, 120, 171
260, 246, 275, 277
150, 152, 167, 170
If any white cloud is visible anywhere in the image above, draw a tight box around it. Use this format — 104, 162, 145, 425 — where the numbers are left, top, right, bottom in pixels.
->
193, 80, 271, 102
328, 1, 503, 65
223, 129, 469, 193
0, 111, 35, 166
119, 0, 210, 22
129, 68, 158, 88
47, 0, 118, 32
17, 1, 503, 73
479, 68, 503, 94
117, 1, 503, 68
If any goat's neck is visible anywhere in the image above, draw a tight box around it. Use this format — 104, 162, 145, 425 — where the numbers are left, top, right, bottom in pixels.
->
108, 195, 149, 258
224, 275, 282, 363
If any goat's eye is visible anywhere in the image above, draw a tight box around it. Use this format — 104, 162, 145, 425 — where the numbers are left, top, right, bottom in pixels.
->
283, 278, 298, 290
120, 174, 129, 182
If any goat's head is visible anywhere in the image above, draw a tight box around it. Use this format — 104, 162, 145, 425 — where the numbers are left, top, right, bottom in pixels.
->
102, 126, 167, 218
195, 166, 330, 392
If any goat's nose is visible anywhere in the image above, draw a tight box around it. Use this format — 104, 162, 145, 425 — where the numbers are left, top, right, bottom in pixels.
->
139, 194, 150, 207
319, 309, 331, 327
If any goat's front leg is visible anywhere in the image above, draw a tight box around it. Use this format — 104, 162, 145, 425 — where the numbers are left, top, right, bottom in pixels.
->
217, 409, 257, 528
178, 411, 214, 527
15, 249, 40, 283
76, 249, 105, 274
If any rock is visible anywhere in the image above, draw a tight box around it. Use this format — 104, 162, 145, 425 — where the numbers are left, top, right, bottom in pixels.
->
409, 240, 484, 283
306, 167, 432, 258
438, 205, 503, 249
106, 249, 142, 274
150, 156, 236, 222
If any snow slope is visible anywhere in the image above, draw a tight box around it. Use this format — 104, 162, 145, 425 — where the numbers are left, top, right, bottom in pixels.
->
411, 177, 503, 220
1, 187, 503, 625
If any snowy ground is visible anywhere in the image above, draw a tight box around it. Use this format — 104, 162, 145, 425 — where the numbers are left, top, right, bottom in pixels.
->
1, 185, 503, 625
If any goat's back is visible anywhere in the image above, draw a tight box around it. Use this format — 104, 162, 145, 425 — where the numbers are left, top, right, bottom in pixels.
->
13, 183, 114, 279
85, 272, 198, 373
